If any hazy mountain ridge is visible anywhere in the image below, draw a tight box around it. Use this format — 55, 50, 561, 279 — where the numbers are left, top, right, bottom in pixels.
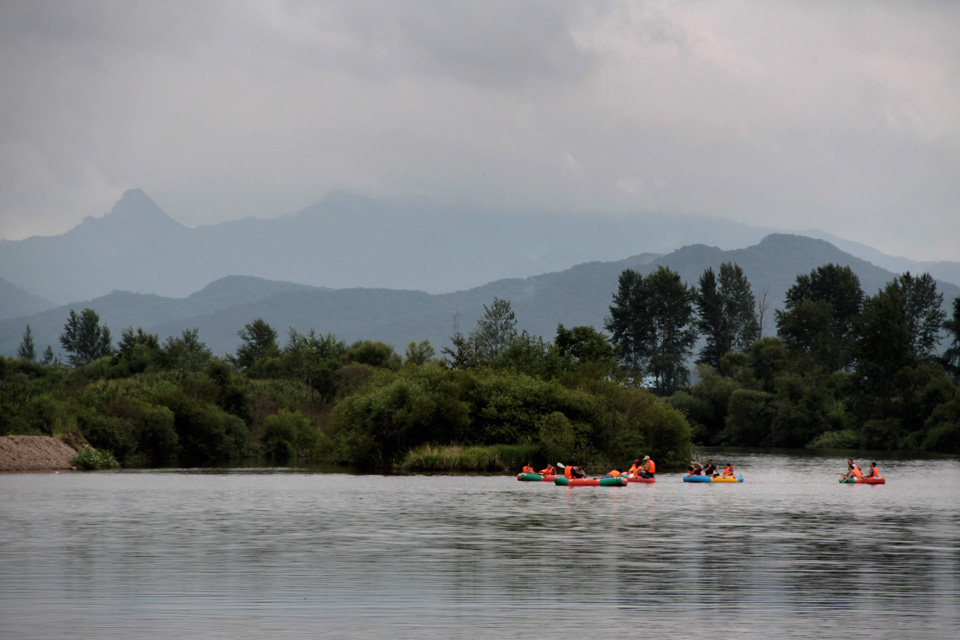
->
2, 235, 956, 360
1, 189, 786, 305
0, 278, 57, 322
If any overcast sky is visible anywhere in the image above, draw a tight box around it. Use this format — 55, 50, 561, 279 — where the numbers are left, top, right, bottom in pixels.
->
1, 0, 958, 260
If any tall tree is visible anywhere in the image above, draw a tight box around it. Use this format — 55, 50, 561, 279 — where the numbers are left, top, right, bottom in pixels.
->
695, 262, 759, 371
17, 324, 36, 361
231, 318, 280, 371
775, 264, 864, 370
892, 272, 945, 361
604, 269, 649, 374
606, 265, 696, 394
473, 297, 518, 361
852, 273, 944, 400
943, 296, 960, 379
59, 308, 113, 367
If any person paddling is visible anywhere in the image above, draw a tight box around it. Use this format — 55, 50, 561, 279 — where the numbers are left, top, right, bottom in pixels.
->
841, 462, 863, 480
639, 455, 656, 479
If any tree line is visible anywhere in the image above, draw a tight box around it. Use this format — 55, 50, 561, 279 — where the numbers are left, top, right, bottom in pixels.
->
1, 299, 691, 470
606, 263, 960, 452
3, 261, 959, 471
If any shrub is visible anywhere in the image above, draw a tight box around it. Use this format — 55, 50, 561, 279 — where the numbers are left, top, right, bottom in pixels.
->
71, 446, 120, 470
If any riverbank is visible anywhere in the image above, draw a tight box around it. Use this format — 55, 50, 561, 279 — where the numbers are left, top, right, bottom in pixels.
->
0, 435, 88, 471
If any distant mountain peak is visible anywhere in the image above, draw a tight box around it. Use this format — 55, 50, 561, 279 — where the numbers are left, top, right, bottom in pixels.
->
104, 189, 177, 224
72, 188, 184, 237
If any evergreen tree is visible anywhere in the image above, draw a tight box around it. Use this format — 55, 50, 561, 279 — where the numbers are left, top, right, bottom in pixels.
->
231, 318, 280, 372
695, 262, 759, 371
59, 308, 113, 367
473, 297, 517, 360
943, 296, 960, 379
606, 266, 696, 394
17, 324, 36, 361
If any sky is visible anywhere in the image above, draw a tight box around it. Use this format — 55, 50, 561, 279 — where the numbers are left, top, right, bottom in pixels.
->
1, 0, 958, 261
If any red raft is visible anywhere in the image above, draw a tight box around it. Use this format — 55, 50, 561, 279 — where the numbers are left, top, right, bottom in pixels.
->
625, 475, 655, 483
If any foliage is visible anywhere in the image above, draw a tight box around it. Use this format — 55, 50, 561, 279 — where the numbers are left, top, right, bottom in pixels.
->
18, 324, 36, 361
775, 264, 863, 370
605, 266, 697, 395
695, 263, 759, 372
60, 308, 114, 367
230, 318, 280, 372
71, 446, 120, 471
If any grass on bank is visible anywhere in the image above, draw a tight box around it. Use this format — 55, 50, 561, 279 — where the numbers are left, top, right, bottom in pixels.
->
400, 443, 538, 473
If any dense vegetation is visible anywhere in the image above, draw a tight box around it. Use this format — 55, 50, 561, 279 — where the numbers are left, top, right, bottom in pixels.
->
3, 263, 959, 472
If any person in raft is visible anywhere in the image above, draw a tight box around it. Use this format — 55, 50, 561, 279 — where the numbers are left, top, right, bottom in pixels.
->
841, 462, 863, 480
602, 469, 622, 478
522, 463, 536, 474
687, 463, 703, 477
639, 455, 656, 478
701, 459, 719, 477
863, 461, 881, 479
721, 462, 736, 477
538, 463, 557, 476
846, 458, 862, 476
626, 459, 642, 477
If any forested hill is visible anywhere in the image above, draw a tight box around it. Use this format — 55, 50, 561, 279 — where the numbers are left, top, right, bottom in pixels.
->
2, 234, 957, 360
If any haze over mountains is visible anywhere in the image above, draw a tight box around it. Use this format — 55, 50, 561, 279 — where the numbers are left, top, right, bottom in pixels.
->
1, 189, 957, 359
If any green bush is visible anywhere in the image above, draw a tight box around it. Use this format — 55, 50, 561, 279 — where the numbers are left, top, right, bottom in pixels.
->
71, 446, 120, 470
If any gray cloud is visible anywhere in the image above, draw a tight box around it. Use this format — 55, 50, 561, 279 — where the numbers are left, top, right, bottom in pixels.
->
1, 0, 958, 261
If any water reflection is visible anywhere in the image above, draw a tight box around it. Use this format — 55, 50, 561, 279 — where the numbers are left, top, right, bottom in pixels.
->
1, 453, 958, 639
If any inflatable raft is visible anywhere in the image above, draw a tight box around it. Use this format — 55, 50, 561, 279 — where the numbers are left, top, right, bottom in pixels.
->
554, 476, 628, 487
625, 475, 656, 483
840, 476, 885, 484
517, 472, 556, 482
683, 475, 744, 483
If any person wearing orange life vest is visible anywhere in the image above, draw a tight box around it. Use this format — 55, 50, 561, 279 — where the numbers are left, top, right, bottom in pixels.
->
842, 463, 863, 480
638, 455, 655, 478
522, 464, 535, 474
538, 464, 556, 476
863, 461, 880, 479
722, 463, 735, 477
626, 459, 641, 477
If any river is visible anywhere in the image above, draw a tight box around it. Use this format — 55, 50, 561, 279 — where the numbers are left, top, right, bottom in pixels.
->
1, 451, 958, 639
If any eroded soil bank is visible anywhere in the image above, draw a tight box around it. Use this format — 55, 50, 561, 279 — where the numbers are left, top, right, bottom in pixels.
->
0, 435, 88, 471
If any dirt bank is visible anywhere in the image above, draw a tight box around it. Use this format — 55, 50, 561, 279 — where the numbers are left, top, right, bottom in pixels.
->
0, 435, 89, 472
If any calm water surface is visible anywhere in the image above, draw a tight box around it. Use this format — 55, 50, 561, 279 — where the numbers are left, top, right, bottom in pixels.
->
1, 451, 958, 639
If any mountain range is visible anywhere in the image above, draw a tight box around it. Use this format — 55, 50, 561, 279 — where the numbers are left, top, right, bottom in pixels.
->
2, 232, 957, 360
5, 189, 959, 310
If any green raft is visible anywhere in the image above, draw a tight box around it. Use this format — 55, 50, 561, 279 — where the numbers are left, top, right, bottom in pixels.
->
554, 476, 627, 487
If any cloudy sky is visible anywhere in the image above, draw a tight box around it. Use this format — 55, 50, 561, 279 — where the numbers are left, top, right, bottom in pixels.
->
1, 0, 958, 260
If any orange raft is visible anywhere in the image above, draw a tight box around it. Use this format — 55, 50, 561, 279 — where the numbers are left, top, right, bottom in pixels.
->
625, 475, 655, 483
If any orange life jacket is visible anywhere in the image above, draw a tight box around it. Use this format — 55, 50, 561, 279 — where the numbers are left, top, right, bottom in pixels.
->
866, 466, 879, 478
607, 470, 621, 477
539, 465, 556, 475
643, 460, 655, 473
853, 467, 863, 478
522, 466, 535, 474
723, 465, 734, 476
564, 465, 573, 478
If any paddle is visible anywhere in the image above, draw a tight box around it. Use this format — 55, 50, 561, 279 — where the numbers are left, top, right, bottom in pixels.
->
556, 462, 565, 469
